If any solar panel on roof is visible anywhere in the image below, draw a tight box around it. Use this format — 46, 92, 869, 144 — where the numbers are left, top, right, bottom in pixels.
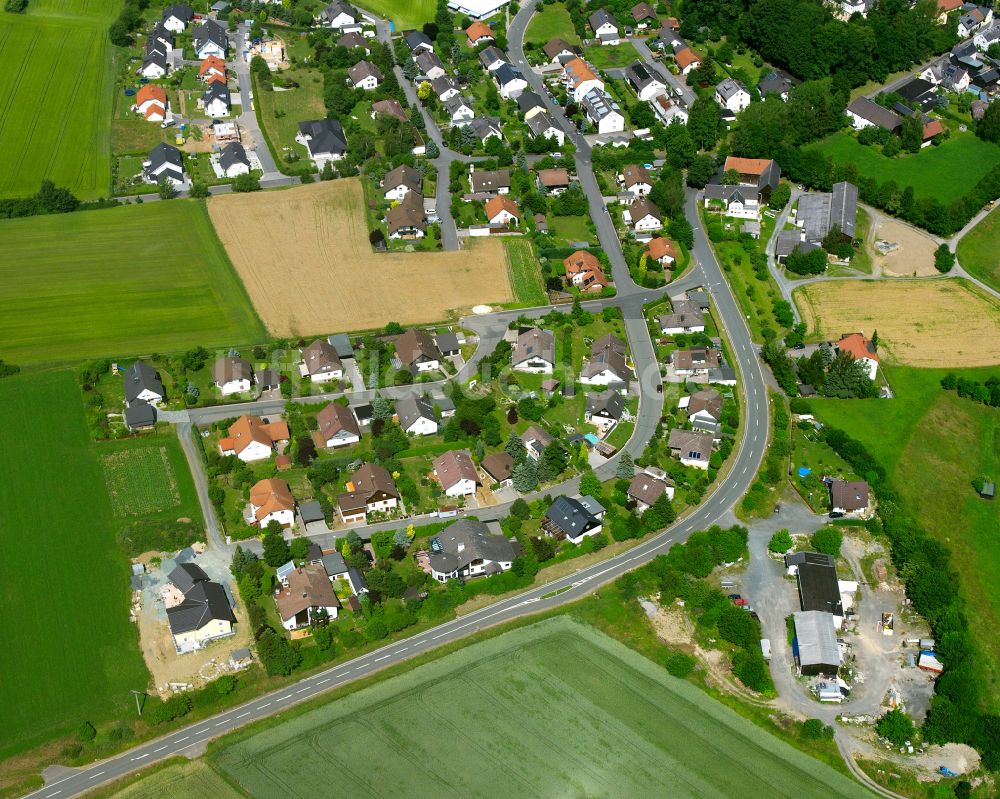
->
430, 537, 442, 553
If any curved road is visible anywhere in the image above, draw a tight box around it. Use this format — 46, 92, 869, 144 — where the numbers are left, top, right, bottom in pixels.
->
21, 6, 771, 797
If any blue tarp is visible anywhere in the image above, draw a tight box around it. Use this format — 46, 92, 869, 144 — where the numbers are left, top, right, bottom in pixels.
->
798, 466, 812, 477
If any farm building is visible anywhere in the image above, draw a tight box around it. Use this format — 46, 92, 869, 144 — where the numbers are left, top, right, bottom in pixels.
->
785, 552, 844, 626
793, 611, 841, 676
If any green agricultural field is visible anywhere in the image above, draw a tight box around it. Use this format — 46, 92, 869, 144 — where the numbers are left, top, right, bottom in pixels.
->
0, 3, 117, 199
525, 2, 581, 45
212, 618, 873, 798
101, 760, 245, 799
0, 201, 265, 365
504, 239, 548, 306
0, 371, 151, 757
809, 366, 1000, 700
957, 206, 1000, 293
102, 446, 181, 517
352, 0, 435, 30
809, 131, 1000, 203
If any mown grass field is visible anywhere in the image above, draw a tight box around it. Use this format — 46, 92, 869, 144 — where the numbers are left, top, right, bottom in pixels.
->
957, 206, 1000, 293
525, 2, 580, 45
0, 201, 265, 365
352, 0, 434, 30
503, 238, 547, 306
0, 371, 150, 757
212, 618, 873, 798
809, 366, 1000, 701
0, 1, 117, 199
809, 131, 1000, 203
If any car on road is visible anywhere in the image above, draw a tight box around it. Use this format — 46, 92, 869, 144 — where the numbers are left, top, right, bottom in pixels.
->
727, 593, 741, 600
733, 598, 749, 607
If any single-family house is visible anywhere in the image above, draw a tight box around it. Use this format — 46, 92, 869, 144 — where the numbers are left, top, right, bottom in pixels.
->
582, 88, 625, 134
433, 449, 480, 497
589, 9, 620, 44
622, 164, 653, 196
275, 565, 340, 630
683, 388, 724, 433
211, 356, 254, 396
372, 98, 408, 122
674, 47, 701, 75
348, 60, 383, 90
543, 37, 576, 63
715, 77, 751, 113
846, 97, 902, 132
942, 63, 971, 92
218, 414, 289, 462
625, 62, 666, 101
218, 141, 250, 177
480, 451, 514, 486
543, 495, 605, 543
671, 347, 721, 377
314, 402, 361, 448
628, 467, 675, 512
657, 299, 705, 334
478, 45, 509, 71
631, 1, 658, 27
526, 111, 565, 145
200, 80, 231, 117
494, 62, 528, 98
469, 116, 503, 144
623, 196, 663, 232
470, 168, 510, 195
835, 332, 879, 379
124, 360, 165, 406
521, 425, 553, 460
428, 519, 516, 582
144, 142, 185, 186
585, 388, 625, 428
563, 58, 604, 103
444, 94, 476, 124
537, 167, 570, 194
135, 84, 168, 122
396, 328, 441, 372
249, 478, 296, 528
720, 155, 781, 194
651, 93, 689, 125
383, 164, 422, 201
122, 400, 154, 431
667, 428, 713, 469
192, 19, 228, 59
645, 236, 678, 266
338, 463, 400, 523
396, 394, 439, 436
564, 250, 608, 290
162, 3, 193, 32
415, 50, 447, 80
512, 327, 555, 373
702, 184, 761, 220
336, 30, 369, 51
300, 339, 343, 382
404, 29, 435, 54
974, 22, 1000, 51
296, 119, 348, 166
139, 50, 168, 79
517, 90, 546, 119
432, 75, 460, 101
318, 0, 359, 29
757, 70, 793, 100
466, 20, 494, 46
580, 334, 630, 386
385, 192, 427, 239
199, 55, 226, 84
830, 479, 870, 515
166, 565, 235, 653
485, 196, 520, 226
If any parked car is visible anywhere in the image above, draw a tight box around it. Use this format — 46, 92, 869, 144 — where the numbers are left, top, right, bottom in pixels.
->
733, 598, 749, 607
727, 593, 741, 600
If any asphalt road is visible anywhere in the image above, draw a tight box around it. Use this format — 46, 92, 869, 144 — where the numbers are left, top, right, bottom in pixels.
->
21, 7, 772, 796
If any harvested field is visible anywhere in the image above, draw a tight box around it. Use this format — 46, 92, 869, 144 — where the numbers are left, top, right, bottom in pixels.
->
872, 219, 938, 277
795, 279, 1000, 367
207, 180, 512, 335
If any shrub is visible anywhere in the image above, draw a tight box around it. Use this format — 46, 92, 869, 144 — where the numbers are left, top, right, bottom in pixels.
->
768, 529, 794, 553
665, 651, 695, 678
811, 527, 843, 557
876, 708, 915, 746
731, 650, 772, 692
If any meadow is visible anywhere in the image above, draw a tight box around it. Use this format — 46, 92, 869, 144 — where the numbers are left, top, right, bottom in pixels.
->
0, 371, 150, 758
809, 366, 1000, 700
525, 2, 580, 45
0, 201, 265, 365
0, 2, 116, 199
957, 206, 1000, 293
352, 0, 434, 30
212, 618, 873, 798
809, 131, 1000, 203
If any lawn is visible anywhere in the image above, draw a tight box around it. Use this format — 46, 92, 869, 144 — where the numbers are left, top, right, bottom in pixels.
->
212, 617, 873, 798
809, 130, 1000, 203
808, 366, 1000, 697
503, 238, 548, 306
583, 42, 640, 69
253, 67, 326, 170
0, 200, 265, 365
0, 4, 116, 199
347, 0, 434, 29
549, 213, 593, 243
957, 206, 1000, 293
0, 371, 151, 758
525, 2, 581, 45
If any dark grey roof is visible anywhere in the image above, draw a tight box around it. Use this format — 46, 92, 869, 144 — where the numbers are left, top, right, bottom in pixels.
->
322, 551, 348, 575
193, 18, 228, 49
625, 61, 660, 91
170, 562, 210, 593
142, 50, 168, 70
586, 389, 625, 419
415, 50, 445, 74
202, 80, 230, 107
404, 29, 433, 51
146, 142, 183, 174
163, 3, 193, 22
435, 332, 460, 352
124, 360, 164, 403
428, 519, 516, 574
703, 184, 760, 205
716, 77, 748, 101
757, 70, 792, 97
897, 78, 936, 103
517, 91, 545, 114
793, 552, 844, 617
298, 118, 348, 156
124, 399, 156, 429
299, 500, 325, 523
396, 394, 436, 430
796, 181, 857, 242
479, 45, 508, 67
582, 88, 622, 121
256, 368, 280, 389
431, 75, 457, 96
327, 333, 355, 358
348, 566, 367, 591
544, 495, 601, 537
219, 141, 249, 172
589, 8, 618, 30
526, 111, 558, 136
470, 169, 510, 193
348, 60, 383, 84
494, 62, 523, 87
846, 97, 901, 131
166, 580, 234, 634
444, 94, 473, 115
469, 116, 502, 141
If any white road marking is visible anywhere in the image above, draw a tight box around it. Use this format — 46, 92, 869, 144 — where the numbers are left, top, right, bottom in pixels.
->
175, 736, 188, 743
277, 694, 293, 701
397, 646, 408, 651
317, 678, 330, 685
216, 720, 229, 726
87, 772, 105, 780
374, 654, 390, 661
132, 753, 148, 760
258, 702, 271, 708
236, 712, 250, 719
296, 688, 309, 694
154, 746, 167, 752
46, 791, 62, 797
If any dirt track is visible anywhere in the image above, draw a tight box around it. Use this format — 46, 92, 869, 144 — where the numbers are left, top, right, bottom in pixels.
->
872, 219, 938, 277
796, 279, 1000, 367
208, 180, 511, 336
